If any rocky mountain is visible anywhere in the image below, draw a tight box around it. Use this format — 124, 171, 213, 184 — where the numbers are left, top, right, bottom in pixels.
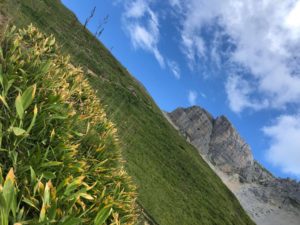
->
167, 106, 300, 225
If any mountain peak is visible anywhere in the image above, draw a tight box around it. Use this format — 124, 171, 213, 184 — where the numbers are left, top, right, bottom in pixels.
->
169, 106, 255, 179
168, 106, 300, 225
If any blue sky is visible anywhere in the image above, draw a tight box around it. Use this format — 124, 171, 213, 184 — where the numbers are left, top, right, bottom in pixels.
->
62, 0, 300, 180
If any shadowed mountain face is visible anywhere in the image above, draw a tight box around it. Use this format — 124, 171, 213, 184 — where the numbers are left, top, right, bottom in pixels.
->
168, 106, 300, 225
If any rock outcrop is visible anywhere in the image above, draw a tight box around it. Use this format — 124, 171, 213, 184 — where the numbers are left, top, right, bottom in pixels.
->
167, 106, 300, 225
210, 115, 254, 178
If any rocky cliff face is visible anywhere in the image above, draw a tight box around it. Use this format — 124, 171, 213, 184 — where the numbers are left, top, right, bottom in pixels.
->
168, 106, 300, 225
210, 115, 254, 177
168, 107, 268, 182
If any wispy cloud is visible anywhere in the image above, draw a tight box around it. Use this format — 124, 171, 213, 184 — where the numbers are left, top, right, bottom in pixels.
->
263, 114, 300, 178
181, 34, 206, 69
167, 60, 181, 79
188, 90, 197, 105
172, 0, 300, 112
124, 0, 148, 18
225, 74, 269, 113
122, 0, 165, 67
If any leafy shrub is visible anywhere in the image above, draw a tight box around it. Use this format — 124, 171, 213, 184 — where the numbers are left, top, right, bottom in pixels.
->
0, 25, 137, 224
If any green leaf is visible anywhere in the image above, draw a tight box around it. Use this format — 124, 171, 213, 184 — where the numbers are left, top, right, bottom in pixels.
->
0, 193, 8, 211
21, 84, 36, 110
23, 197, 39, 211
15, 94, 24, 119
44, 182, 51, 206
72, 131, 85, 137
0, 95, 10, 110
60, 216, 82, 225
26, 105, 38, 133
94, 207, 113, 225
79, 193, 94, 201
11, 188, 17, 219
64, 177, 85, 196
0, 193, 9, 225
3, 169, 15, 212
39, 61, 52, 75
39, 204, 46, 222
17, 207, 24, 221
49, 115, 68, 120
30, 166, 37, 183
48, 200, 57, 221
42, 172, 56, 180
49, 38, 56, 46
11, 127, 26, 136
40, 161, 63, 168
5, 79, 15, 96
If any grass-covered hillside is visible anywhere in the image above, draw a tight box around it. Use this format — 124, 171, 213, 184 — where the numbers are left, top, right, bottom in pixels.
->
0, 0, 255, 224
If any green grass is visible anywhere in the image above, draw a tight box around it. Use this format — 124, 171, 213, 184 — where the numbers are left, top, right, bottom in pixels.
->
0, 1, 256, 224
0, 25, 136, 224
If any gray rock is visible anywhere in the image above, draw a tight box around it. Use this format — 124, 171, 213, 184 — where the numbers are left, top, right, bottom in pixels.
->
168, 106, 213, 155
169, 107, 258, 181
209, 115, 254, 178
167, 106, 300, 225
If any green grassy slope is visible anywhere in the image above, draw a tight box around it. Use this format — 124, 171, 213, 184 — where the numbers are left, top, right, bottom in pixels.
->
0, 1, 255, 224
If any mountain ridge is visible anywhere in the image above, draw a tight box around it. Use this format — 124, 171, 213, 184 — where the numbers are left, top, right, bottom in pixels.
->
168, 106, 300, 225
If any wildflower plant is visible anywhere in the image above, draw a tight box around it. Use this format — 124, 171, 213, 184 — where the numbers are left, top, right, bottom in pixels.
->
0, 25, 137, 225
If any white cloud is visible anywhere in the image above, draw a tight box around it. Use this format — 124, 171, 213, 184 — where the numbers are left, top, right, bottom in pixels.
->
124, 0, 148, 18
122, 0, 165, 67
188, 90, 198, 105
168, 0, 184, 14
167, 60, 181, 79
225, 74, 269, 113
174, 0, 300, 112
285, 1, 300, 39
181, 34, 206, 67
263, 114, 300, 177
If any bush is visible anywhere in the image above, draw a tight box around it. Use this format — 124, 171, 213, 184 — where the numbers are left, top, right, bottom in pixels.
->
0, 25, 137, 224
